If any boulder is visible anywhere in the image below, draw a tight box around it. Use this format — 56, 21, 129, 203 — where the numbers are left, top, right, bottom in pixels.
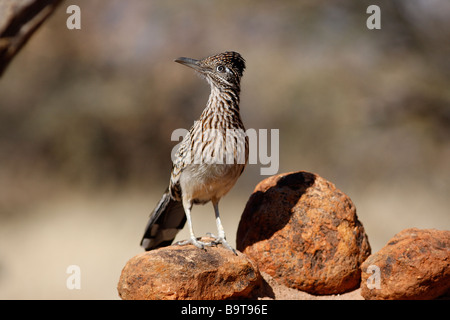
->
118, 238, 263, 300
361, 228, 450, 300
236, 171, 371, 295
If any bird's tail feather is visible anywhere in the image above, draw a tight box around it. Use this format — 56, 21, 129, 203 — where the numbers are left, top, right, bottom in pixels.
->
140, 191, 186, 251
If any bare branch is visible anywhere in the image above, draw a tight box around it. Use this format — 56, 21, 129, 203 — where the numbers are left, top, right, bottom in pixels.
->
0, 0, 63, 77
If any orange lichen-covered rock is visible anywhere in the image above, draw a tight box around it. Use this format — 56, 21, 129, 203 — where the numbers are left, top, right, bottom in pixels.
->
237, 171, 371, 295
118, 239, 263, 300
361, 228, 450, 300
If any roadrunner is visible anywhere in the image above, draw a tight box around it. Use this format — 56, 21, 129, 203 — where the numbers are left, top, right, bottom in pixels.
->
141, 51, 248, 253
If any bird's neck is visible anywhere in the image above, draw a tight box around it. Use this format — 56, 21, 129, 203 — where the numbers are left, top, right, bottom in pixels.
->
198, 85, 243, 130
204, 85, 240, 113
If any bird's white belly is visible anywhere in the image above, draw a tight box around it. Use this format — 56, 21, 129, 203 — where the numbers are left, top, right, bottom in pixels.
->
179, 163, 244, 203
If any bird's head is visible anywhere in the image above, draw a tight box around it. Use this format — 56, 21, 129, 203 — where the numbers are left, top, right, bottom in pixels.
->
175, 51, 246, 91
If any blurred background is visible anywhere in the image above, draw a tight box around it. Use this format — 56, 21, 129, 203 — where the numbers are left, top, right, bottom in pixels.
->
0, 0, 449, 299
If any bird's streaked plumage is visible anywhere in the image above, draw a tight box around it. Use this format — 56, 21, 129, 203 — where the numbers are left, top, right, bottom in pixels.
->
141, 51, 248, 253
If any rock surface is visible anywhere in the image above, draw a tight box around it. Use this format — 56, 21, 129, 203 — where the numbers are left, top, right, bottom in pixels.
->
118, 238, 263, 300
236, 171, 371, 295
361, 228, 450, 300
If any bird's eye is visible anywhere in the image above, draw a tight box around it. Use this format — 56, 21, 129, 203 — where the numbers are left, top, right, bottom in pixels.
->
216, 65, 225, 72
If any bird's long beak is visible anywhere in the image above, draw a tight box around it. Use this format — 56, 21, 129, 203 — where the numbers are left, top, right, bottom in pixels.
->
174, 57, 203, 72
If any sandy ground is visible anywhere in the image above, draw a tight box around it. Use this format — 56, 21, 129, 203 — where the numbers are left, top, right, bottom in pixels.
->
0, 184, 448, 299
259, 272, 363, 300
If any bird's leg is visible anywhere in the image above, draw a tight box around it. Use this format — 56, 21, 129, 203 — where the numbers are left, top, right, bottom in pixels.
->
175, 199, 211, 249
210, 199, 237, 254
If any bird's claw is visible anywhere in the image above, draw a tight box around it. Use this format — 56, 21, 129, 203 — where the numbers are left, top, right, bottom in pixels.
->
174, 237, 212, 249
207, 233, 237, 255
175, 235, 237, 255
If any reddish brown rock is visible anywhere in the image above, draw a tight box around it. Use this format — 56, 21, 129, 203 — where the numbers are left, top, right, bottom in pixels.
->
117, 238, 263, 300
361, 228, 450, 300
236, 171, 371, 295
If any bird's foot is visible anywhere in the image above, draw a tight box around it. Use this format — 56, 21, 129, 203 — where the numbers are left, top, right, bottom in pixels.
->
174, 237, 212, 250
206, 233, 237, 255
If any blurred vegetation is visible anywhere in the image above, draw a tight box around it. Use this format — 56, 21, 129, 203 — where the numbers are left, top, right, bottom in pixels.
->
0, 0, 449, 212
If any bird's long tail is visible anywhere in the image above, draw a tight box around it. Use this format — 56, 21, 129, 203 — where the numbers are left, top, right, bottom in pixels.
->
140, 191, 186, 251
